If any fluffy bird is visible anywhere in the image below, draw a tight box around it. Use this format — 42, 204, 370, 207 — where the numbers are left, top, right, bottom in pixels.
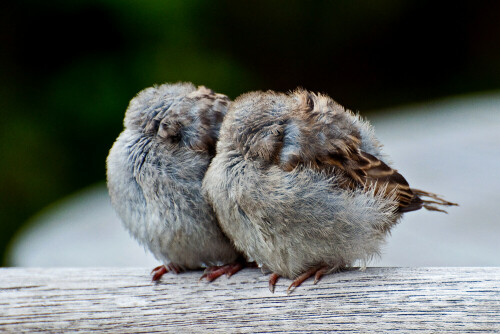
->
203, 89, 457, 292
107, 82, 245, 281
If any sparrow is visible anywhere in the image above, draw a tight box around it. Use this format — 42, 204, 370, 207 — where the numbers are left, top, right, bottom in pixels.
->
203, 88, 457, 293
107, 82, 247, 282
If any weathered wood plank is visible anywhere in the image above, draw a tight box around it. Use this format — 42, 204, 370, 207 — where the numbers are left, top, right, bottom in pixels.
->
0, 267, 499, 332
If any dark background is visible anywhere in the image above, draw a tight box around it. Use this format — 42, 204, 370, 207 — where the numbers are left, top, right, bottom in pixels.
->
1, 0, 499, 265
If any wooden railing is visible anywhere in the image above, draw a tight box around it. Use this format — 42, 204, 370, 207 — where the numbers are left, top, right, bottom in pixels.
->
1, 267, 498, 332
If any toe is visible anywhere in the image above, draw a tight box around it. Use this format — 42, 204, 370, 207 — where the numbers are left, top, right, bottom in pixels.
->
151, 265, 168, 281
313, 266, 329, 284
268, 273, 280, 293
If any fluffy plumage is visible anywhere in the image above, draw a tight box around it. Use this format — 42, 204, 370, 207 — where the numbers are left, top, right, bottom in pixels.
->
203, 89, 456, 289
107, 82, 240, 278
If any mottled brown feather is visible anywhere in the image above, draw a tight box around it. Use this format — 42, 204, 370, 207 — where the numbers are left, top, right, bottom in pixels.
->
321, 147, 459, 213
291, 91, 417, 211
339, 150, 416, 210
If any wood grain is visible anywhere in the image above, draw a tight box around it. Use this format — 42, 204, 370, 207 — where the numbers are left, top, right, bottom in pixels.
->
1, 267, 499, 332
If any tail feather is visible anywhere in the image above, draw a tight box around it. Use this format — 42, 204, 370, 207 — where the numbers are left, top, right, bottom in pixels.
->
406, 188, 458, 214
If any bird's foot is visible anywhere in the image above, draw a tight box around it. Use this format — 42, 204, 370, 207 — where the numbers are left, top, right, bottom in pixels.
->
151, 263, 182, 281
200, 261, 257, 282
286, 265, 330, 294
268, 264, 346, 294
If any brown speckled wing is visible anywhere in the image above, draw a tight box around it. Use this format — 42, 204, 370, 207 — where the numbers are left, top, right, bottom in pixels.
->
304, 132, 416, 211
314, 138, 458, 213
283, 91, 418, 212
338, 150, 417, 211
288, 91, 423, 211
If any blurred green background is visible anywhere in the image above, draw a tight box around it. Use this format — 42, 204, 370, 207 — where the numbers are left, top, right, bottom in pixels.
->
1, 0, 499, 265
